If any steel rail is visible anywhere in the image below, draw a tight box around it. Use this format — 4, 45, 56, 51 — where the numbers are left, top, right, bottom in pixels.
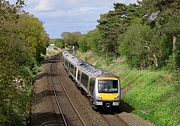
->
48, 61, 68, 126
99, 114, 112, 126
56, 61, 87, 126
115, 114, 129, 126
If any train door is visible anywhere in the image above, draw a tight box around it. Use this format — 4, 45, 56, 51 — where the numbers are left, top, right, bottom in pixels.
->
81, 72, 89, 92
89, 78, 95, 96
77, 69, 81, 83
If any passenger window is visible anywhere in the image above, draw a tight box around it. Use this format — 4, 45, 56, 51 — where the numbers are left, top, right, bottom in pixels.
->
74, 67, 77, 76
70, 64, 74, 74
67, 61, 70, 68
77, 70, 81, 81
81, 72, 89, 88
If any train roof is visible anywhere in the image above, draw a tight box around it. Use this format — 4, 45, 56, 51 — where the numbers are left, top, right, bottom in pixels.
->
62, 51, 118, 79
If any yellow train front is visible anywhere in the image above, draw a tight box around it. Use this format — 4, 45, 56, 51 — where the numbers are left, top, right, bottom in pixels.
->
93, 75, 120, 108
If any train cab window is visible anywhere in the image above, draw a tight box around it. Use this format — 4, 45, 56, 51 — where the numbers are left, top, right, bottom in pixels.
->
98, 80, 118, 93
81, 72, 89, 88
77, 70, 81, 81
89, 78, 95, 95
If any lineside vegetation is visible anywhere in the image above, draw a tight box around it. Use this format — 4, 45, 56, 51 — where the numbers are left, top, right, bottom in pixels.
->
0, 0, 49, 125
76, 51, 179, 126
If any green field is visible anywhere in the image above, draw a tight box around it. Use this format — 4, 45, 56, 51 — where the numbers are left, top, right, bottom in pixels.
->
76, 51, 180, 126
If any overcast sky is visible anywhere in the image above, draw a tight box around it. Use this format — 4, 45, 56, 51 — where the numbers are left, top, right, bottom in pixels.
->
9, 0, 137, 38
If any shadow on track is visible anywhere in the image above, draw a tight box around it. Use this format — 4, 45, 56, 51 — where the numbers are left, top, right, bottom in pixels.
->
31, 112, 65, 126
33, 90, 63, 106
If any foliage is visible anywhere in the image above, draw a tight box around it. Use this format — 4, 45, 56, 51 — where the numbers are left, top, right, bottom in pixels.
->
55, 38, 65, 48
74, 0, 180, 70
0, 0, 49, 125
86, 29, 101, 54
61, 32, 81, 47
78, 35, 88, 52
17, 14, 49, 64
141, 0, 180, 69
97, 3, 144, 58
120, 18, 168, 69
78, 29, 101, 53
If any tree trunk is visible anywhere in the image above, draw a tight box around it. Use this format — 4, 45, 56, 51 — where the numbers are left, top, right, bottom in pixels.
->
152, 53, 158, 67
172, 35, 176, 53
144, 45, 159, 67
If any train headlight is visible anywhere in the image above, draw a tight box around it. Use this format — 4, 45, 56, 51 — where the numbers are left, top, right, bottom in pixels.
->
98, 96, 102, 99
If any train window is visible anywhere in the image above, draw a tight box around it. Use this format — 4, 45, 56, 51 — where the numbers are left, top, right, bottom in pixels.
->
98, 80, 118, 93
65, 60, 68, 67
67, 61, 70, 68
74, 67, 77, 76
89, 78, 95, 95
81, 72, 89, 88
69, 63, 71, 71
77, 70, 81, 81
70, 64, 74, 74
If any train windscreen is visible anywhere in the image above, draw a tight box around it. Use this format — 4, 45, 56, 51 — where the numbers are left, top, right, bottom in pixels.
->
98, 80, 118, 93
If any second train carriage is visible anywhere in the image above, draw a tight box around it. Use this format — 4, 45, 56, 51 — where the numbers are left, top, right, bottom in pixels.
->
62, 51, 121, 108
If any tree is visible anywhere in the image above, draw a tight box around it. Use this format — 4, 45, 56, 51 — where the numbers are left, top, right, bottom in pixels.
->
0, 0, 49, 125
0, 0, 26, 124
86, 29, 101, 54
142, 0, 180, 68
78, 35, 88, 52
61, 32, 81, 47
120, 18, 167, 69
18, 14, 49, 64
97, 3, 144, 58
55, 38, 65, 48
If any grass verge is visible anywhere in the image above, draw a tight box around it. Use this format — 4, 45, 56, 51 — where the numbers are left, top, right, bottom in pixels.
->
76, 51, 180, 126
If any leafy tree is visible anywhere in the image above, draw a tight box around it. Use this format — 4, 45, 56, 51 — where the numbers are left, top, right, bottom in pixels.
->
142, 0, 180, 68
86, 29, 101, 54
120, 18, 167, 69
78, 35, 88, 52
61, 32, 81, 47
0, 0, 49, 125
18, 14, 49, 64
97, 3, 144, 58
55, 38, 65, 48
0, 0, 26, 124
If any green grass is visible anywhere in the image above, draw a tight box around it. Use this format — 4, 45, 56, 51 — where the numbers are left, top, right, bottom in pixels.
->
76, 51, 180, 126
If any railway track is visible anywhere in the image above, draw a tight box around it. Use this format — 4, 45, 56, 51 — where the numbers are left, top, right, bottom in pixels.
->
96, 111, 129, 126
47, 54, 129, 126
48, 56, 86, 126
48, 62, 68, 126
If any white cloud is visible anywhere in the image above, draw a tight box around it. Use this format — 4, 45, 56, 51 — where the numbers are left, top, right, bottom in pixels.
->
41, 6, 108, 17
34, 0, 57, 12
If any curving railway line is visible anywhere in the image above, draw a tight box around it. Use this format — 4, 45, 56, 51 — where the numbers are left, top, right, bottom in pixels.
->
44, 54, 130, 126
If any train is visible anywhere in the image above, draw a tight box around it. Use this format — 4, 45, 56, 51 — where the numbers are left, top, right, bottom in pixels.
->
62, 51, 121, 109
